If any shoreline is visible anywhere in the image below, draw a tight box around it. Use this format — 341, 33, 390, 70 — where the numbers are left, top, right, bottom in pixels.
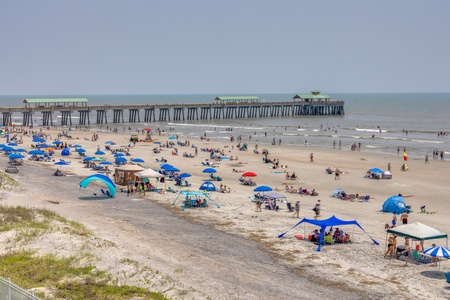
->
1, 126, 449, 299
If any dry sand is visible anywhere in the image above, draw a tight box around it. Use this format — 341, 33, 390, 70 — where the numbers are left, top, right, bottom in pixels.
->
1, 127, 449, 300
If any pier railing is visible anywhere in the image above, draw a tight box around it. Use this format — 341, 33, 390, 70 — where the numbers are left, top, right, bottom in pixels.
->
0, 276, 41, 300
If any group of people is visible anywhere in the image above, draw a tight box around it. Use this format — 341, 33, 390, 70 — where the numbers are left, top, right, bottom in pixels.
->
309, 226, 350, 244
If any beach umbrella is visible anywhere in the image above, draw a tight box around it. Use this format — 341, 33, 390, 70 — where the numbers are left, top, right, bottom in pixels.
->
32, 137, 45, 143
114, 152, 125, 157
100, 161, 112, 165
115, 157, 127, 163
154, 141, 161, 144
0, 144, 5, 148
75, 148, 86, 153
202, 168, 217, 174
91, 157, 103, 161
254, 185, 273, 192
83, 156, 94, 161
29, 149, 45, 155
52, 141, 62, 145
95, 150, 105, 155
131, 158, 145, 163
54, 160, 70, 171
165, 166, 180, 172
2, 146, 15, 152
8, 153, 24, 159
178, 173, 192, 179
369, 168, 384, 173
38, 143, 49, 148
423, 246, 450, 270
105, 141, 113, 145
14, 148, 28, 153
44, 147, 55, 151
423, 246, 450, 259
168, 136, 176, 140
72, 144, 82, 148
144, 127, 151, 131
199, 181, 216, 192
242, 171, 257, 177
160, 163, 174, 169
8, 142, 18, 146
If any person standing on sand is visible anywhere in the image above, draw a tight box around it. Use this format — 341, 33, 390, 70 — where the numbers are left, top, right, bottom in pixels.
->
293, 201, 300, 218
401, 211, 409, 224
310, 153, 314, 162
425, 154, 429, 164
387, 163, 391, 172
392, 212, 397, 227
255, 199, 262, 212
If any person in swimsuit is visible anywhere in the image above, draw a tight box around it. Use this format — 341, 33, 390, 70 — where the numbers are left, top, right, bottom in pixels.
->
384, 235, 395, 259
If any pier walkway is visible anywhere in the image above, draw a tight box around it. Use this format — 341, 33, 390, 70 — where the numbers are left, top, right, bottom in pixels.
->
0, 97, 344, 127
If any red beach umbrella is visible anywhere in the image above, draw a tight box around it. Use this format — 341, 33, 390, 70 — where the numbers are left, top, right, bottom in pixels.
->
242, 171, 257, 177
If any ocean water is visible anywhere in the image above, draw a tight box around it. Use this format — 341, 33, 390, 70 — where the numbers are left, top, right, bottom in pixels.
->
1, 93, 449, 158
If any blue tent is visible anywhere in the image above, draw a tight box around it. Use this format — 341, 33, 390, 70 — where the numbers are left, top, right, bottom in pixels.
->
79, 174, 116, 197
381, 195, 408, 214
369, 168, 384, 173
278, 215, 379, 251
61, 148, 71, 156
199, 181, 216, 191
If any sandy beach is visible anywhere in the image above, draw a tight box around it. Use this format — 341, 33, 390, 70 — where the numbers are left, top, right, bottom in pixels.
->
1, 126, 449, 300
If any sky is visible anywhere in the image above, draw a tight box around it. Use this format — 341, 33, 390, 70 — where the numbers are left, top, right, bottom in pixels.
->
1, 0, 449, 95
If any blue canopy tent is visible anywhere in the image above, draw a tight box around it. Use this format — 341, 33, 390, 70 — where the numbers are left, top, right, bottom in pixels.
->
172, 190, 220, 210
381, 195, 409, 214
79, 174, 116, 197
278, 215, 379, 251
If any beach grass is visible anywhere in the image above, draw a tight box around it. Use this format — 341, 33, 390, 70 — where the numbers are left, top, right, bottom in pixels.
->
0, 205, 169, 300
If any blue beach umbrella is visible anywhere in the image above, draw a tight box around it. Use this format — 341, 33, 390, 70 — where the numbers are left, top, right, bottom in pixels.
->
2, 146, 15, 152
14, 148, 27, 153
72, 144, 82, 148
83, 156, 94, 161
29, 149, 45, 155
8, 153, 24, 159
75, 148, 86, 153
115, 157, 127, 163
131, 158, 145, 163
114, 152, 125, 157
55, 161, 70, 166
100, 161, 112, 165
52, 141, 62, 145
160, 164, 174, 169
164, 166, 180, 172
202, 168, 217, 174
38, 143, 49, 148
178, 173, 192, 179
95, 150, 106, 155
423, 246, 450, 259
8, 142, 18, 146
369, 168, 384, 173
253, 185, 273, 192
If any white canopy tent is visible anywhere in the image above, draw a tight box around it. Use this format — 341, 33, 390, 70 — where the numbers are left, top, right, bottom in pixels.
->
386, 222, 448, 250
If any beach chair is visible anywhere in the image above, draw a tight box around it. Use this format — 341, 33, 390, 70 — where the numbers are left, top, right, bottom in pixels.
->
445, 272, 450, 283
411, 250, 431, 264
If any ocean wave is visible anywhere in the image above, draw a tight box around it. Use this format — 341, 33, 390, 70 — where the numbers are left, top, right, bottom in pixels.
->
411, 139, 444, 144
297, 128, 306, 131
355, 128, 388, 133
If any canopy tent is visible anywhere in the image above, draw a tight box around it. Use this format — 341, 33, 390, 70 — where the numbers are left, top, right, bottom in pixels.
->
278, 215, 379, 251
61, 148, 70, 156
114, 165, 144, 185
135, 168, 165, 178
381, 195, 409, 215
79, 174, 116, 197
387, 222, 448, 245
172, 190, 220, 210
199, 181, 216, 191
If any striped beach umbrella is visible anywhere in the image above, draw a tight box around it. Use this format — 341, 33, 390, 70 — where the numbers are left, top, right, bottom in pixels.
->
423, 246, 450, 259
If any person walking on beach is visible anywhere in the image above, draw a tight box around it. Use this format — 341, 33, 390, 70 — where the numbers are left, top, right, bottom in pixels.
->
425, 154, 429, 164
293, 201, 300, 218
313, 200, 321, 220
255, 199, 262, 212
335, 168, 340, 180
310, 153, 314, 162
397, 147, 400, 156
387, 163, 391, 172
384, 235, 396, 259
392, 212, 397, 227
402, 238, 412, 265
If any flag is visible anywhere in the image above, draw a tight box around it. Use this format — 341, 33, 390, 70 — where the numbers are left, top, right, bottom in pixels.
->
403, 152, 408, 161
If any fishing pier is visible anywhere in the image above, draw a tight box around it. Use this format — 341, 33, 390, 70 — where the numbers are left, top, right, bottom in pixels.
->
0, 92, 344, 127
